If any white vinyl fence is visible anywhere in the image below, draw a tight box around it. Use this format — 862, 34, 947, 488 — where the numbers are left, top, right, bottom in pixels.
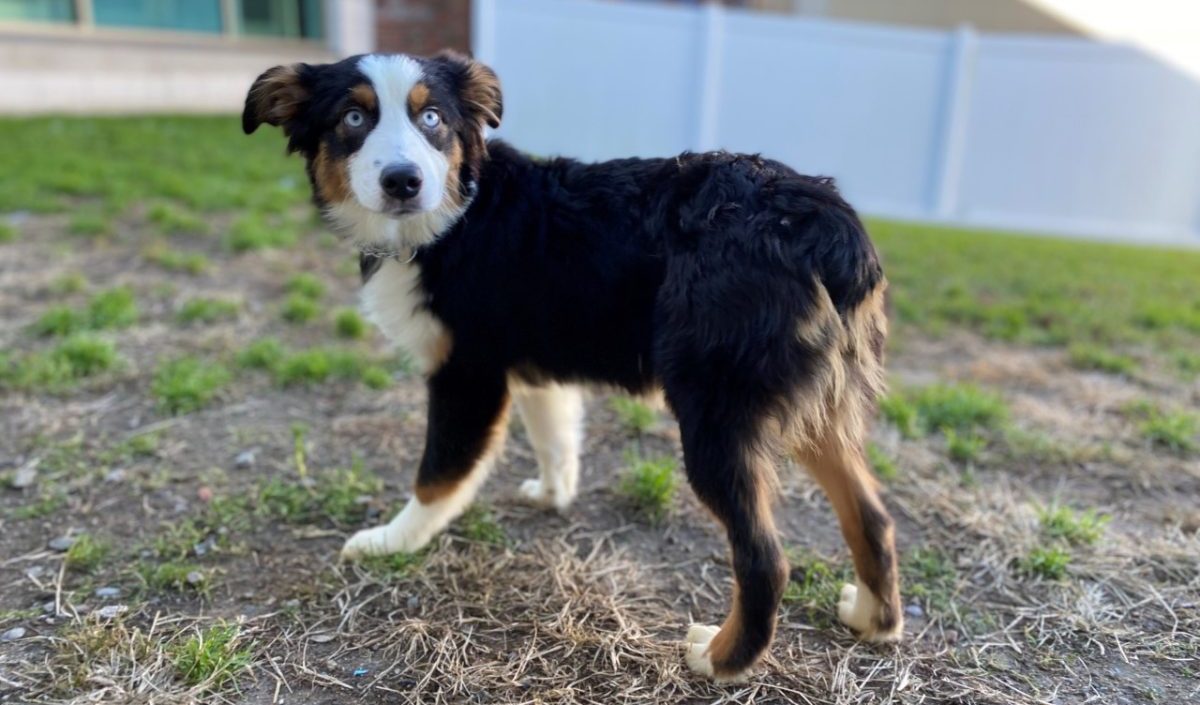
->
472, 0, 1200, 245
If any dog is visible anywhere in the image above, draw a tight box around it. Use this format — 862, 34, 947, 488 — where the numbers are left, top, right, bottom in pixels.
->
242, 50, 901, 681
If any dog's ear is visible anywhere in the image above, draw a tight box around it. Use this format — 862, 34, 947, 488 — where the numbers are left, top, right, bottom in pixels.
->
437, 51, 503, 130
242, 64, 310, 136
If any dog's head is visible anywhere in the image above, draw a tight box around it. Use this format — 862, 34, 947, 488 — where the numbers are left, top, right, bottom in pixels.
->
243, 52, 502, 248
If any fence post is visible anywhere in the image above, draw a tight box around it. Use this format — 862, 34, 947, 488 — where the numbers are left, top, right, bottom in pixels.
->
695, 2, 725, 152
472, 0, 498, 65
933, 24, 978, 219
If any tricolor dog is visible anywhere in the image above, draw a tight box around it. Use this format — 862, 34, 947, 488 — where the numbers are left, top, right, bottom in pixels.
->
243, 51, 901, 681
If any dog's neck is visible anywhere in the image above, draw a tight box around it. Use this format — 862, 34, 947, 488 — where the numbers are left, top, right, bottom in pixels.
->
324, 195, 469, 260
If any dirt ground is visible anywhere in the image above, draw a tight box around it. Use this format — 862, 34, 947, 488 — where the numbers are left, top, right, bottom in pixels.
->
1, 209, 1198, 704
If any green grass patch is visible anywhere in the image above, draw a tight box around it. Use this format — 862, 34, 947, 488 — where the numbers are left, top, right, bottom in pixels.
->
147, 202, 207, 235
782, 548, 850, 627
31, 306, 86, 337
454, 504, 507, 545
1067, 344, 1137, 375
170, 624, 252, 690
65, 534, 109, 573
139, 561, 209, 593
878, 393, 920, 439
1020, 546, 1071, 580
1124, 402, 1199, 453
0, 222, 15, 242
235, 338, 286, 371
865, 442, 898, 480
358, 550, 428, 580
333, 308, 367, 339
176, 297, 239, 325
152, 357, 230, 414
944, 428, 986, 464
1038, 505, 1109, 546
256, 460, 381, 527
911, 384, 1007, 434
143, 245, 209, 275
285, 273, 325, 300
610, 397, 657, 435
226, 213, 298, 253
68, 211, 110, 238
903, 547, 957, 614
50, 273, 87, 295
280, 293, 320, 324
29, 335, 119, 387
87, 286, 139, 329
617, 451, 677, 523
871, 219, 1200, 354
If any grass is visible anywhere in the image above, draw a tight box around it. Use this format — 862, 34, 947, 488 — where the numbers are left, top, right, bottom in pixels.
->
455, 504, 507, 545
610, 397, 657, 435
144, 244, 210, 274
903, 547, 958, 614
30, 286, 138, 337
782, 548, 849, 627
1124, 401, 1199, 453
147, 202, 207, 235
0, 222, 15, 242
235, 337, 287, 371
871, 219, 1200, 355
617, 451, 678, 523
256, 460, 382, 527
170, 624, 252, 690
1020, 546, 1071, 580
1038, 505, 1109, 545
176, 297, 239, 325
152, 357, 231, 414
280, 293, 320, 324
1067, 344, 1137, 375
139, 561, 208, 593
944, 428, 986, 464
911, 384, 1007, 433
865, 442, 898, 480
68, 211, 110, 238
285, 273, 326, 300
65, 534, 109, 573
227, 213, 298, 253
334, 308, 367, 339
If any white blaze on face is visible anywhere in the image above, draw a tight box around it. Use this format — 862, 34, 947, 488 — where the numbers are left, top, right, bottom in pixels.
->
351, 55, 449, 215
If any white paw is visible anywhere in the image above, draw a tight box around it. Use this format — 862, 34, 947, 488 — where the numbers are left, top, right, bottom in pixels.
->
684, 624, 748, 683
518, 478, 573, 510
340, 523, 428, 560
837, 581, 901, 642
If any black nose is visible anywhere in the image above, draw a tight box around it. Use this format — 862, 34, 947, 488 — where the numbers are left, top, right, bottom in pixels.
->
380, 163, 423, 200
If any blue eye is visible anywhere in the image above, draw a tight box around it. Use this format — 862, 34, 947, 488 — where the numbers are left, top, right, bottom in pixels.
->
421, 108, 440, 128
344, 109, 365, 127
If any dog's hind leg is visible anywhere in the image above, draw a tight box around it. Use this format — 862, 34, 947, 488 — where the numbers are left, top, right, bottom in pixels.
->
665, 381, 789, 682
341, 362, 510, 559
512, 382, 584, 510
797, 434, 902, 642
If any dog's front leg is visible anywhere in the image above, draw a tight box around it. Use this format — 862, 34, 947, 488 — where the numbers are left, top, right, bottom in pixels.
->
342, 362, 510, 559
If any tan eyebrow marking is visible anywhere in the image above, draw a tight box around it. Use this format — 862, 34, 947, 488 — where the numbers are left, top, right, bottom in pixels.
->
351, 83, 377, 112
407, 82, 431, 115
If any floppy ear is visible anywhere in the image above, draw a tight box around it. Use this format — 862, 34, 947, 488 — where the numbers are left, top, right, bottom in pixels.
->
242, 64, 310, 136
437, 51, 503, 130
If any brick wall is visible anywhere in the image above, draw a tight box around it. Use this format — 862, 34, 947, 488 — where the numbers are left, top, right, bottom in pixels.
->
375, 0, 471, 56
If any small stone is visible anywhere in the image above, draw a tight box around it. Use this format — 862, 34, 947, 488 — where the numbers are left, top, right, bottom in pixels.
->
905, 603, 925, 619
354, 494, 373, 505
406, 595, 420, 610
193, 536, 217, 557
25, 565, 46, 579
185, 571, 205, 586
234, 451, 256, 469
1, 627, 27, 642
197, 486, 213, 503
41, 601, 57, 614
12, 465, 37, 489
95, 587, 121, 599
944, 629, 959, 645
104, 468, 126, 483
48, 536, 75, 552
96, 605, 126, 620
310, 633, 335, 643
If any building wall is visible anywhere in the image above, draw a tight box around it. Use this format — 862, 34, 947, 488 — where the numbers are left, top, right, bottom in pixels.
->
375, 0, 471, 55
791, 0, 1082, 34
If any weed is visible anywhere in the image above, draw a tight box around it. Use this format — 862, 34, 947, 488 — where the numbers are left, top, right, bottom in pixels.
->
945, 428, 986, 464
176, 297, 239, 325
31, 306, 86, 337
1020, 547, 1071, 580
144, 245, 210, 274
147, 202, 207, 235
911, 384, 1007, 434
280, 293, 319, 324
285, 273, 325, 300
257, 460, 381, 526
0, 222, 15, 242
1038, 505, 1109, 545
50, 335, 118, 379
152, 357, 230, 414
68, 211, 110, 237
360, 365, 392, 390
1140, 411, 1198, 453
782, 548, 849, 627
903, 547, 957, 614
879, 393, 920, 439
358, 550, 427, 580
226, 213, 296, 252
1175, 351, 1200, 378
170, 624, 252, 690
618, 451, 677, 523
334, 308, 367, 339
87, 286, 138, 329
455, 504, 507, 545
50, 273, 87, 295
65, 534, 109, 573
610, 397, 657, 435
1068, 344, 1137, 375
866, 442, 898, 480
139, 561, 208, 593
235, 338, 286, 371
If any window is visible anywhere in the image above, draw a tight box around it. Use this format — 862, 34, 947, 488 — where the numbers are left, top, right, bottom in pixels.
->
0, 0, 323, 39
0, 0, 75, 22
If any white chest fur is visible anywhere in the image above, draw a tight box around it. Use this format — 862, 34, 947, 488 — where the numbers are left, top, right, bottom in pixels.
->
359, 259, 450, 374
